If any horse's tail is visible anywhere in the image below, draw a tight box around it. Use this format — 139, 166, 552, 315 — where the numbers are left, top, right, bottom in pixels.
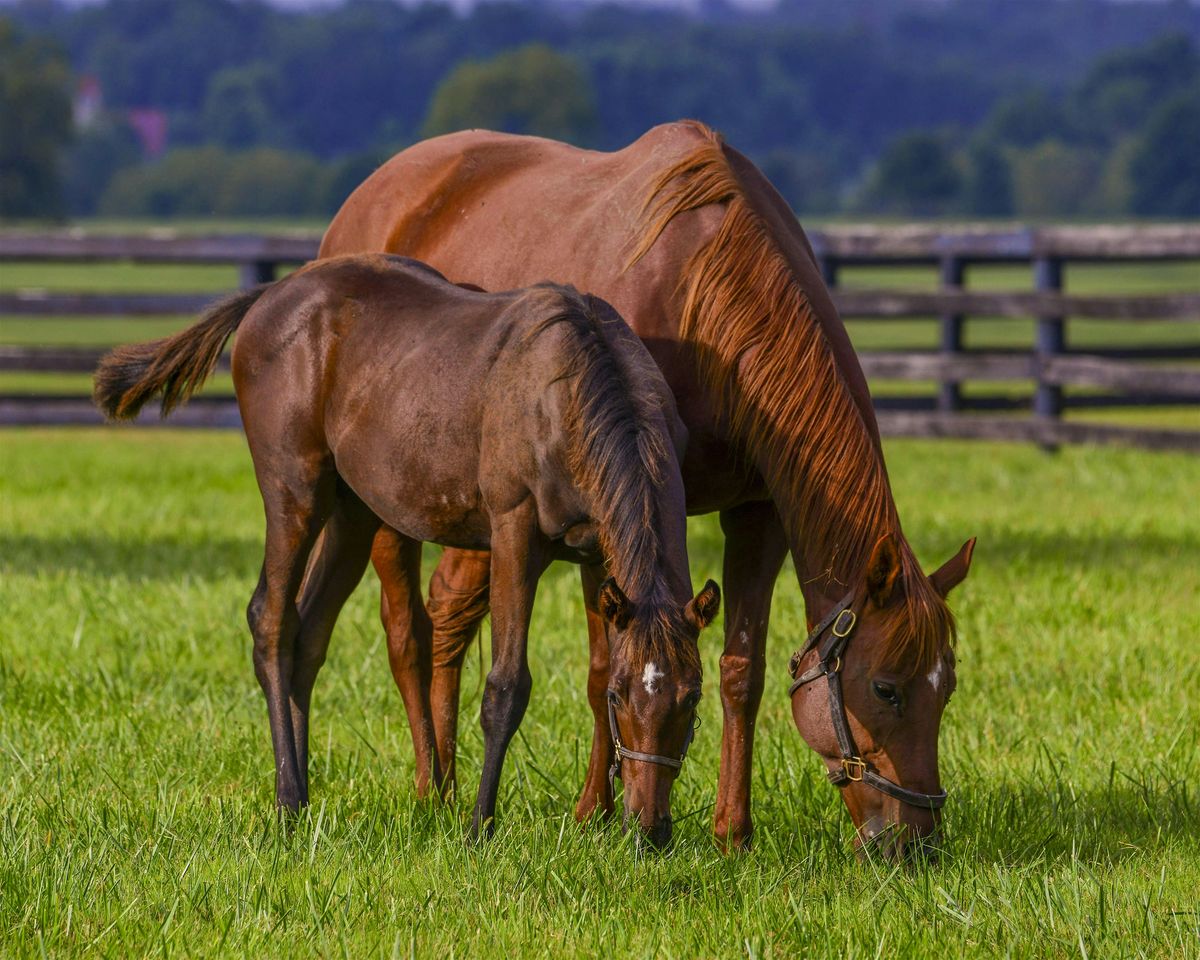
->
93, 285, 269, 420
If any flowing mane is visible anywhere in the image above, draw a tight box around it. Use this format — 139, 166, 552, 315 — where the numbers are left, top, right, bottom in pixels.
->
628, 122, 954, 674
519, 288, 699, 673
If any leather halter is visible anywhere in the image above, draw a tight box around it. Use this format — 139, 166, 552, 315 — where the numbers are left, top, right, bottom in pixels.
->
787, 590, 948, 811
607, 694, 697, 796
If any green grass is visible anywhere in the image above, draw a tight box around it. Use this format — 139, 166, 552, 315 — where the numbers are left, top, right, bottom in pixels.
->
1, 430, 1198, 958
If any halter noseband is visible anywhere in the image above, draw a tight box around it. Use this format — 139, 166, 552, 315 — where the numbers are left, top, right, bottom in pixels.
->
607, 694, 697, 796
787, 591, 947, 811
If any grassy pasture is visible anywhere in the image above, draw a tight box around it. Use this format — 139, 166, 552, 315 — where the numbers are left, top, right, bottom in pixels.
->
1, 429, 1197, 958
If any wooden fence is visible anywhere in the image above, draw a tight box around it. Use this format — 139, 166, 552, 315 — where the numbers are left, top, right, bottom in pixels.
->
2, 226, 1198, 450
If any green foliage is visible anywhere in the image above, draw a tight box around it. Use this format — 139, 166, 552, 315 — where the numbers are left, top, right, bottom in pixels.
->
201, 63, 287, 150
1010, 140, 1103, 218
322, 149, 389, 214
1, 431, 1198, 956
0, 17, 73, 219
423, 44, 597, 143
961, 139, 1014, 217
1129, 86, 1200, 216
980, 90, 1072, 150
1073, 32, 1199, 142
862, 132, 962, 216
63, 116, 142, 215
99, 146, 330, 218
757, 148, 842, 215
218, 148, 327, 217
6, 1, 1200, 218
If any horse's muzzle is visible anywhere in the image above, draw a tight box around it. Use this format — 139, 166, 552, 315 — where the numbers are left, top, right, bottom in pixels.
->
856, 817, 942, 865
624, 813, 673, 851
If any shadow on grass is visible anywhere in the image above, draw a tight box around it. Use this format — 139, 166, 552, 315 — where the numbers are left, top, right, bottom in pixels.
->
0, 532, 261, 582
963, 527, 1199, 571
958, 771, 1198, 867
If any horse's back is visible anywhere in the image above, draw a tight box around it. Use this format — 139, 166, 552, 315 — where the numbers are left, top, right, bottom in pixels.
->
233, 255, 600, 546
319, 123, 715, 285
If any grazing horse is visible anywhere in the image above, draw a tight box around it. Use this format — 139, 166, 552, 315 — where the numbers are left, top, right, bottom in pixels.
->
93, 255, 720, 845
319, 122, 976, 859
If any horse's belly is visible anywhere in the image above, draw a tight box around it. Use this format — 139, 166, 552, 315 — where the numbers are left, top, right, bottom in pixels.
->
367, 489, 491, 550
324, 365, 492, 548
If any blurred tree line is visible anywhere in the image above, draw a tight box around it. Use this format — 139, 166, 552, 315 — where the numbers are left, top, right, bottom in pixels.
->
1, 0, 1198, 220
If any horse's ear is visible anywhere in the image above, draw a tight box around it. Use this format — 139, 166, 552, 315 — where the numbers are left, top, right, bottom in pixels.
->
866, 534, 902, 608
930, 537, 976, 598
685, 579, 721, 630
597, 577, 633, 630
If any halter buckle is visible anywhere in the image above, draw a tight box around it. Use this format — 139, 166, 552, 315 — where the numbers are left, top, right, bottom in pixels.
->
831, 609, 857, 638
841, 757, 867, 782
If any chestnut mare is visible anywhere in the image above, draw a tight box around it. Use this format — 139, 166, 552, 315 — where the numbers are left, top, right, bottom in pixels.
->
321, 121, 977, 859
93, 255, 720, 844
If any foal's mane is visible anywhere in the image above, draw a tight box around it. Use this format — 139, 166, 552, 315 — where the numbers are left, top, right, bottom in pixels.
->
628, 122, 954, 674
519, 287, 699, 673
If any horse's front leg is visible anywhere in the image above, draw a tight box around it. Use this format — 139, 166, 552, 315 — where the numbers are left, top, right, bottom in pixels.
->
713, 500, 789, 851
470, 502, 545, 841
574, 561, 615, 823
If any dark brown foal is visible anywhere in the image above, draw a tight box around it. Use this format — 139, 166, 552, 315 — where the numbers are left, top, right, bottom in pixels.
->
94, 255, 720, 844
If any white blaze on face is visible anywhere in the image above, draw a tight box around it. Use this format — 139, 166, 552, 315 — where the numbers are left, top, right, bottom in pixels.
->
642, 661, 664, 696
926, 659, 945, 693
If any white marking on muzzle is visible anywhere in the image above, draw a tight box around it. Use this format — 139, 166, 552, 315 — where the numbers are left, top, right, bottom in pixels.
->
642, 661, 664, 695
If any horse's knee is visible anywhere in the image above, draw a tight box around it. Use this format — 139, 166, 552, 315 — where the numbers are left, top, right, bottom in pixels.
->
248, 591, 298, 684
246, 581, 267, 638
431, 627, 474, 670
480, 666, 531, 732
720, 653, 764, 708
293, 636, 328, 680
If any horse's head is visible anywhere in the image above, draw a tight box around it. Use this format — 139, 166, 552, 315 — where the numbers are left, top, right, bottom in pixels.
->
598, 576, 720, 848
789, 535, 975, 862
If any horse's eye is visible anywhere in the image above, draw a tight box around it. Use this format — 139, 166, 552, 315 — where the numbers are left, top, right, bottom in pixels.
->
871, 681, 900, 706
681, 689, 701, 710
607, 690, 622, 706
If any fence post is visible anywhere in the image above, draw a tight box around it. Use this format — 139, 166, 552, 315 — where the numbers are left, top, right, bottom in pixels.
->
239, 259, 276, 288
820, 256, 838, 289
938, 256, 965, 413
1033, 256, 1065, 448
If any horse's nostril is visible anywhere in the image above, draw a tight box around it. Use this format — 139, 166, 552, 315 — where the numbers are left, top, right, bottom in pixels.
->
855, 818, 904, 862
904, 829, 943, 865
647, 816, 673, 849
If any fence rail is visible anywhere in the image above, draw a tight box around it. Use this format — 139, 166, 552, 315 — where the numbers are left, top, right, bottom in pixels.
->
2, 226, 1197, 450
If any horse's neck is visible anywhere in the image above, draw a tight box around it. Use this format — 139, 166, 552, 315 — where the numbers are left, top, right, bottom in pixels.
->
599, 485, 692, 607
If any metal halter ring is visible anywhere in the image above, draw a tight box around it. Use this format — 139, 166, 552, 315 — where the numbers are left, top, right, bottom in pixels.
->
831, 609, 857, 638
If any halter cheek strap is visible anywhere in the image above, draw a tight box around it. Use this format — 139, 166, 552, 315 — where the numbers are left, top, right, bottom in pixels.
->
607, 696, 696, 797
787, 591, 947, 812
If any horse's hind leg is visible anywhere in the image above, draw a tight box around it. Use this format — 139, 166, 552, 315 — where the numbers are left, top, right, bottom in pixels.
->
246, 460, 336, 813
289, 487, 379, 801
425, 547, 491, 793
372, 529, 443, 798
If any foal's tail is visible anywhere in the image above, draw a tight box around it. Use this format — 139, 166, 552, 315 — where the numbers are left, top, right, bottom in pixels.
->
93, 285, 269, 420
